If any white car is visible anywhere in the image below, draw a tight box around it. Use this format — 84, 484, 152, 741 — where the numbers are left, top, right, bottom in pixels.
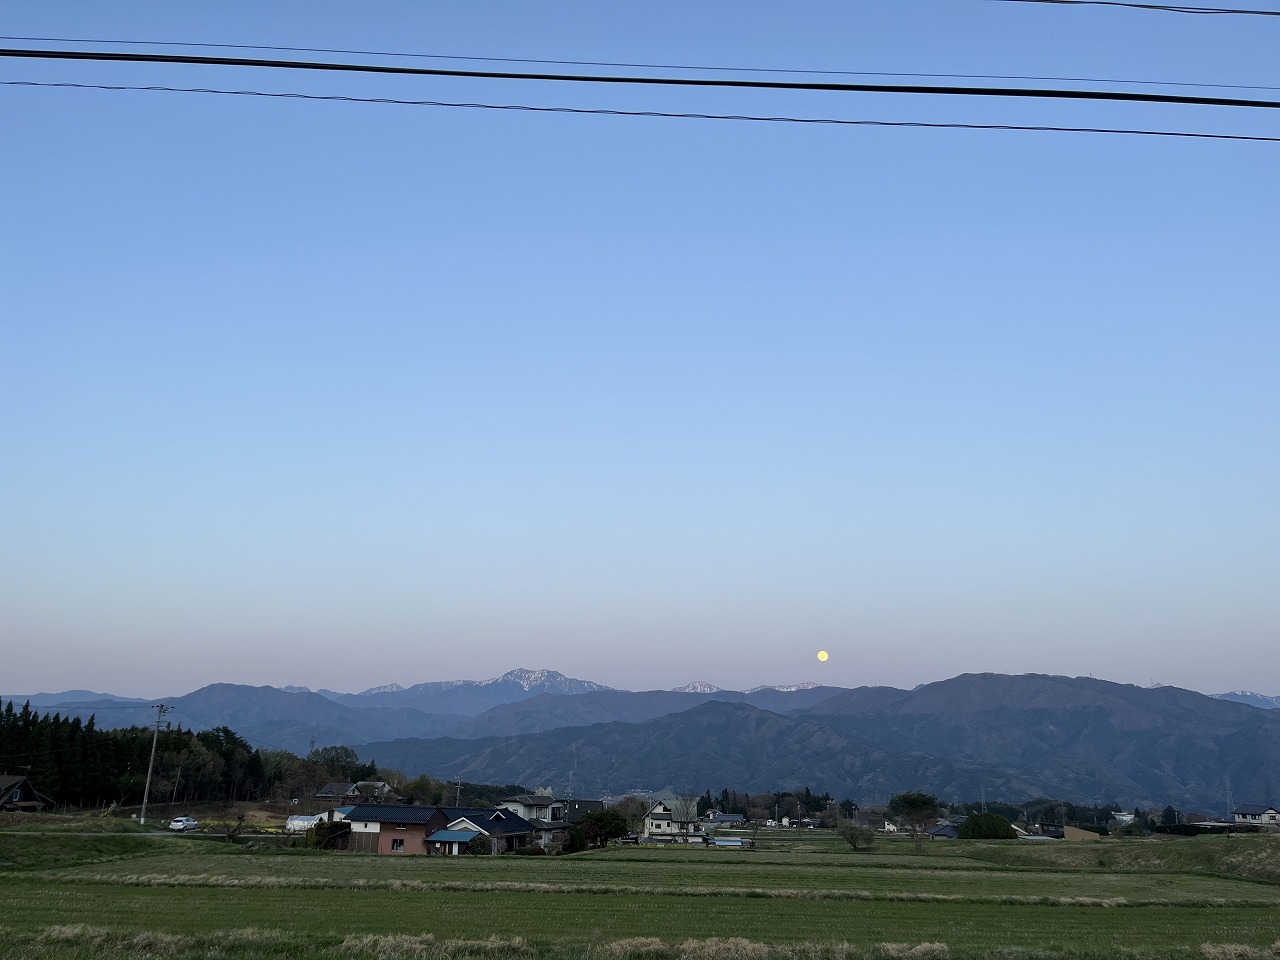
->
168, 817, 199, 832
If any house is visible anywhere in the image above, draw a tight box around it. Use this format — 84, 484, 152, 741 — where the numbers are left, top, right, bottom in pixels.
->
423, 824, 484, 856
1232, 804, 1280, 828
315, 782, 358, 802
498, 794, 567, 849
642, 800, 705, 843
314, 781, 400, 804
346, 803, 537, 855
424, 807, 535, 854
928, 817, 965, 840
702, 811, 748, 830
499, 794, 565, 823
347, 803, 437, 853
0, 775, 52, 812
357, 781, 400, 801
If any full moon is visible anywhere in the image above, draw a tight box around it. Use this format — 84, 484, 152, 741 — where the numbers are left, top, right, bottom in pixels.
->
817, 650, 829, 662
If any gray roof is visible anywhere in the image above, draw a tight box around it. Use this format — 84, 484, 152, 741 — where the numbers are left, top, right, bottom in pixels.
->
438, 807, 536, 835
316, 782, 356, 797
348, 803, 436, 824
1233, 803, 1279, 815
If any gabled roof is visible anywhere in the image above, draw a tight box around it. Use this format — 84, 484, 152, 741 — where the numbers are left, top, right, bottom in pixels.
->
705, 813, 747, 824
348, 803, 437, 824
427, 829, 481, 843
316, 782, 356, 797
1233, 803, 1279, 815
0, 774, 53, 810
435, 807, 536, 835
502, 794, 560, 806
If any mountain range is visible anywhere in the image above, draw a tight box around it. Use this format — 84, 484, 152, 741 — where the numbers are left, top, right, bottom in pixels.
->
8, 669, 1280, 810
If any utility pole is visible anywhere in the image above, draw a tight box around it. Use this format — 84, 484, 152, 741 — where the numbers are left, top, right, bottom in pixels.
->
139, 704, 171, 826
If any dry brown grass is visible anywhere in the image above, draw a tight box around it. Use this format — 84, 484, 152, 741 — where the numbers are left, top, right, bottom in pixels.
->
599, 939, 671, 957
677, 938, 776, 960
63, 871, 1264, 913
876, 945, 949, 959
1200, 943, 1280, 960
34, 924, 188, 955
340, 933, 532, 959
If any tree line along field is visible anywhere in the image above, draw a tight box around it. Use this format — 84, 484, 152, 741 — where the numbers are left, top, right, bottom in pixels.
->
3, 825, 1280, 960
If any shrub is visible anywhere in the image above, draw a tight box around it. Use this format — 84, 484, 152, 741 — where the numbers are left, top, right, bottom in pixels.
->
838, 822, 877, 851
958, 813, 1016, 840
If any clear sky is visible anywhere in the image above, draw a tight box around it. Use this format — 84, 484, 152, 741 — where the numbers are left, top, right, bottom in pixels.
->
2, 1, 1277, 700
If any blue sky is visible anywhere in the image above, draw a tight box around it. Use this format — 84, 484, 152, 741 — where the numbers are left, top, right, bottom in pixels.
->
2, 1, 1277, 699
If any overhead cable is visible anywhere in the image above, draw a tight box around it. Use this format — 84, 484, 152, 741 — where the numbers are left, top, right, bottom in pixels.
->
3, 47, 1280, 110
2, 34, 1276, 93
8, 81, 1278, 143
991, 0, 1280, 15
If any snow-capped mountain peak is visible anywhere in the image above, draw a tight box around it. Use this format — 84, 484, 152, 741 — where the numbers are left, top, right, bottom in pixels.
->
494, 668, 613, 693
673, 681, 722, 693
360, 682, 406, 695
746, 682, 821, 693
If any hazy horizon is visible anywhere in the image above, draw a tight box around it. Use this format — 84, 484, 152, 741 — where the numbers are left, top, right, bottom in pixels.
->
4, 665, 1274, 704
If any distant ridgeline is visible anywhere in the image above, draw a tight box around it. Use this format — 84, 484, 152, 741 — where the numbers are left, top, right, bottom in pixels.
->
13, 672, 1280, 809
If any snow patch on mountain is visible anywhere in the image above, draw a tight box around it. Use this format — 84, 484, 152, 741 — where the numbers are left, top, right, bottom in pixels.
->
360, 683, 406, 695
495, 668, 613, 693
746, 682, 820, 693
673, 681, 723, 693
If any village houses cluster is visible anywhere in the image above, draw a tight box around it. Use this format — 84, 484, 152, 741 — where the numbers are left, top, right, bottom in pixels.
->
4, 773, 1277, 852
253, 779, 1280, 855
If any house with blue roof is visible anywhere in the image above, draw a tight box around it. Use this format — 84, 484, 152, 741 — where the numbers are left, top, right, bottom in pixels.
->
346, 803, 536, 855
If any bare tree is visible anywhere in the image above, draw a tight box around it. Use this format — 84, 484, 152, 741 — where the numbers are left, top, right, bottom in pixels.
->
614, 795, 649, 833
671, 795, 701, 839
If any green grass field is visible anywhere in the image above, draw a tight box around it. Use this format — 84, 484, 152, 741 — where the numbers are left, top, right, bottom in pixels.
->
3, 827, 1280, 960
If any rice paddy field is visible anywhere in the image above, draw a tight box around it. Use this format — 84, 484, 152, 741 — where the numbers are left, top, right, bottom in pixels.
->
3, 825, 1280, 960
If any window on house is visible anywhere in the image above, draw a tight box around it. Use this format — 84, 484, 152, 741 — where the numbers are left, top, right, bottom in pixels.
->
396, 824, 407, 829
390, 839, 405, 851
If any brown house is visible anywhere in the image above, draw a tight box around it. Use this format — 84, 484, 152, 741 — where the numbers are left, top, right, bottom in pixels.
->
345, 803, 535, 855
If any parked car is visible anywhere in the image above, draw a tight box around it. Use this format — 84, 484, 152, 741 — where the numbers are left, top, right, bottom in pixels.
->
168, 817, 199, 832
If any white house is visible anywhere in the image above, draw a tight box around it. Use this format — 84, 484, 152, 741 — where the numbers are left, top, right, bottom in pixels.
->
642, 799, 704, 842
1232, 804, 1280, 828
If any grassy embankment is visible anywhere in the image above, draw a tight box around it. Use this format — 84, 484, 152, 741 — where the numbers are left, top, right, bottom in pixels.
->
3, 821, 1280, 960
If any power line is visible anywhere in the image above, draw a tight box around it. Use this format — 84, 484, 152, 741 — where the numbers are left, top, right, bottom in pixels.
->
8, 80, 1278, 143
991, 0, 1280, 14
3, 47, 1280, 110
3, 33, 1276, 93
